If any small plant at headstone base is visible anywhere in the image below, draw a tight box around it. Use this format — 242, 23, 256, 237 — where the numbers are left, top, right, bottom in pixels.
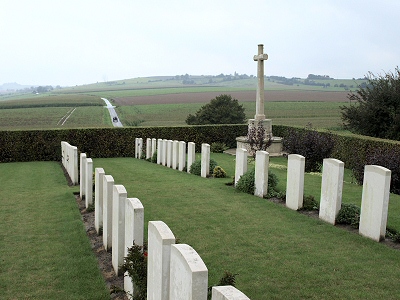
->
236, 168, 281, 198
140, 152, 146, 160
122, 242, 148, 300
86, 202, 95, 212
210, 142, 228, 153
207, 271, 238, 300
336, 203, 361, 228
299, 195, 319, 211
247, 121, 272, 159
189, 159, 218, 176
283, 123, 335, 172
386, 227, 400, 243
213, 166, 227, 178
151, 150, 157, 163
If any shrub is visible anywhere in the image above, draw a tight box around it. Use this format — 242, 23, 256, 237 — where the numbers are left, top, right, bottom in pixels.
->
386, 227, 400, 243
300, 195, 319, 211
283, 123, 335, 172
213, 166, 227, 178
247, 121, 272, 158
236, 168, 255, 194
207, 271, 238, 300
151, 150, 157, 163
189, 159, 218, 176
210, 142, 228, 153
336, 203, 360, 228
235, 168, 280, 197
122, 242, 147, 300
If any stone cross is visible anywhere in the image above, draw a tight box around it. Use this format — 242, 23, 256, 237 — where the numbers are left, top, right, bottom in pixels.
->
253, 44, 268, 120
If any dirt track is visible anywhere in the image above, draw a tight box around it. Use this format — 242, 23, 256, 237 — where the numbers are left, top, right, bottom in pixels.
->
114, 90, 349, 106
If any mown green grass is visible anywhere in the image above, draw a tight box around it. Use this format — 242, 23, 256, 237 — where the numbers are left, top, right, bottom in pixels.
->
0, 162, 109, 299
92, 155, 400, 299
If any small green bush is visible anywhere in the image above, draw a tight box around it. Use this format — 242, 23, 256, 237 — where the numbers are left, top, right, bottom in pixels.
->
236, 168, 255, 194
213, 166, 227, 178
336, 203, 360, 228
210, 142, 228, 153
300, 195, 319, 211
236, 168, 280, 197
189, 159, 218, 176
122, 242, 147, 300
151, 151, 157, 163
386, 227, 400, 243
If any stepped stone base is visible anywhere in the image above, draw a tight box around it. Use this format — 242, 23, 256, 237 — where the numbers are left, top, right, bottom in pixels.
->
236, 136, 283, 157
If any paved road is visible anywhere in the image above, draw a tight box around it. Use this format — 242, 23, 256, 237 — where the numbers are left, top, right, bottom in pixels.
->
101, 98, 123, 127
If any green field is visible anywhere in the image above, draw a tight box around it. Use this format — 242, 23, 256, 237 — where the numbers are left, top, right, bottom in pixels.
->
0, 75, 360, 131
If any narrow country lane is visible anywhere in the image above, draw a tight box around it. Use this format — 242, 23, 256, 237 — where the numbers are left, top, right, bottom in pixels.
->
101, 98, 123, 127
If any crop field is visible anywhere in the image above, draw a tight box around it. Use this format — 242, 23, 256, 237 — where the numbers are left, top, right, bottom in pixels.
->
0, 76, 355, 131
0, 106, 110, 130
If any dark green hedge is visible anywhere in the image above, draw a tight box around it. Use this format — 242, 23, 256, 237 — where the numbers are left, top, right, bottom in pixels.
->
0, 125, 248, 162
2, 124, 400, 171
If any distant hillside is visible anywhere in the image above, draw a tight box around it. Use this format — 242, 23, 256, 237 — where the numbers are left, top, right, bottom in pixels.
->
0, 82, 33, 91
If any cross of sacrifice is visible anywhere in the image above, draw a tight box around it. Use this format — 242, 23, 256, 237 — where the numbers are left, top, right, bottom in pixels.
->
253, 44, 268, 120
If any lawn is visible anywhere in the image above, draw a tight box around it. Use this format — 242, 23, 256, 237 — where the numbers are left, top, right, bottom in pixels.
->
2, 156, 400, 299
0, 161, 109, 299
92, 154, 400, 299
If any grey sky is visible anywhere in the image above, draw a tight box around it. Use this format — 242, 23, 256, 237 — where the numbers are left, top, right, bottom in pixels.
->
1, 0, 399, 86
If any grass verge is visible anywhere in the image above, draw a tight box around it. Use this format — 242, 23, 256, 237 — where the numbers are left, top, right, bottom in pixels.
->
0, 162, 109, 299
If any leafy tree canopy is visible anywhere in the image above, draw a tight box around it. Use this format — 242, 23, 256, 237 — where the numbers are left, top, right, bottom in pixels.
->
185, 94, 246, 125
341, 67, 400, 140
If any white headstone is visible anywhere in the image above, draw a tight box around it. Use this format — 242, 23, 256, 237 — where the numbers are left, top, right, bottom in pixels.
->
152, 138, 157, 158
162, 139, 168, 166
178, 141, 186, 172
61, 141, 66, 167
157, 139, 162, 164
169, 244, 208, 300
71, 146, 78, 185
95, 167, 105, 234
135, 138, 139, 158
172, 140, 179, 170
359, 165, 391, 242
103, 175, 114, 251
85, 158, 93, 208
146, 138, 152, 160
124, 198, 144, 297
319, 158, 344, 224
138, 138, 143, 159
167, 140, 173, 168
187, 142, 196, 174
112, 184, 127, 275
201, 143, 210, 178
147, 221, 176, 300
212, 286, 250, 300
254, 150, 269, 198
80, 153, 87, 199
235, 148, 248, 186
285, 154, 305, 210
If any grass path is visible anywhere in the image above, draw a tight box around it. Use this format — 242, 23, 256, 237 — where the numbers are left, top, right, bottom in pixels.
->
0, 162, 109, 299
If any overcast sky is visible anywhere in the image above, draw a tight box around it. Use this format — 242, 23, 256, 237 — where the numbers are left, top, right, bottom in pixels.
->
1, 0, 399, 86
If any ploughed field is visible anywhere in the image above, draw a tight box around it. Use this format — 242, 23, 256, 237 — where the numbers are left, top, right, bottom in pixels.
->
114, 90, 348, 105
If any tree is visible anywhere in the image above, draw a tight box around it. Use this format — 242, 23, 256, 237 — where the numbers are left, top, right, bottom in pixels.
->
185, 94, 246, 125
341, 67, 400, 140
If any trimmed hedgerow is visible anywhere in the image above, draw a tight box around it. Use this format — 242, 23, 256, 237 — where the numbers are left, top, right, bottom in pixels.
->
282, 123, 335, 172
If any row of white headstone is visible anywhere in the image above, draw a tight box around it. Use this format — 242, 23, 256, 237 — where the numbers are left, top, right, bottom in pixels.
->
64, 142, 250, 299
135, 137, 212, 178
235, 149, 392, 242
61, 141, 79, 185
